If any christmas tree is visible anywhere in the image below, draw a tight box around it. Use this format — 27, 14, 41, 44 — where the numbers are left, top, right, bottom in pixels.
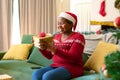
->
105, 51, 120, 80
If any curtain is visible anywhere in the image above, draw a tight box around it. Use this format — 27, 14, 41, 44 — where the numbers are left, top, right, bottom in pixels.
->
19, 0, 57, 38
0, 0, 12, 51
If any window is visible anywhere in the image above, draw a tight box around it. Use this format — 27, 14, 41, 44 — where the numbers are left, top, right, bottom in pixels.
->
11, 0, 20, 45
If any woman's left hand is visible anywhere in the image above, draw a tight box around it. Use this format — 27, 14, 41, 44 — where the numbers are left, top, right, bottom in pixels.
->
46, 41, 56, 53
39, 39, 56, 53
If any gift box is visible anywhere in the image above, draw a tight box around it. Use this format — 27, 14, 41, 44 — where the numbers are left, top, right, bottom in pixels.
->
32, 34, 53, 48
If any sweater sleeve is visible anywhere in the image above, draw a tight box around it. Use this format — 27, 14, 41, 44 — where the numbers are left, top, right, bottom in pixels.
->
39, 49, 53, 59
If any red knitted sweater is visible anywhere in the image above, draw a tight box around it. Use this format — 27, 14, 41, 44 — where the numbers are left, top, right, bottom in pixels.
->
40, 32, 85, 78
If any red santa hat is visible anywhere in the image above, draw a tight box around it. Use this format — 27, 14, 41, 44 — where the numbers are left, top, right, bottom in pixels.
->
58, 12, 77, 31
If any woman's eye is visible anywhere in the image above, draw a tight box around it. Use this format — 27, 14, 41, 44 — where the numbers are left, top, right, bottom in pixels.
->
58, 23, 64, 26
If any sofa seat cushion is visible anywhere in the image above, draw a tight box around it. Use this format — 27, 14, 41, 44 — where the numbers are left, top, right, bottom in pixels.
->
0, 60, 41, 80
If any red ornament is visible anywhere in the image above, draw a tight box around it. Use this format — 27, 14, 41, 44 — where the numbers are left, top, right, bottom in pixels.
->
101, 64, 106, 71
101, 64, 111, 78
114, 16, 120, 28
96, 29, 102, 34
39, 32, 46, 37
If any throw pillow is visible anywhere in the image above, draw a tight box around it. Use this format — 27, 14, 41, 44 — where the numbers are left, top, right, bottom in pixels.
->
2, 44, 33, 60
84, 41, 118, 72
27, 46, 52, 66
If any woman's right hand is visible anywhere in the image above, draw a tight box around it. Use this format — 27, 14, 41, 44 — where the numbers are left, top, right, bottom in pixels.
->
33, 38, 56, 52
39, 41, 48, 50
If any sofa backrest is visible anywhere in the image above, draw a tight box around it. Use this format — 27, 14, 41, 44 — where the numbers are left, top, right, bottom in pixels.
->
21, 34, 35, 44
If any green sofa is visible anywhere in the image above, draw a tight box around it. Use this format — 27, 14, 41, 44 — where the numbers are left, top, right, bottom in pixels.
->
0, 34, 109, 80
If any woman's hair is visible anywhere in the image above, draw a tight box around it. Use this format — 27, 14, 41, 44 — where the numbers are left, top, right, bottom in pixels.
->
65, 18, 73, 25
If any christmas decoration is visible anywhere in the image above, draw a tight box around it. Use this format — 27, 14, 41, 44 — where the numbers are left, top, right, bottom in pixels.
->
101, 64, 111, 78
114, 16, 120, 28
115, 0, 120, 14
99, 0, 106, 17
113, 29, 120, 40
39, 32, 46, 37
103, 70, 111, 78
101, 64, 106, 71
105, 51, 120, 80
115, 0, 120, 9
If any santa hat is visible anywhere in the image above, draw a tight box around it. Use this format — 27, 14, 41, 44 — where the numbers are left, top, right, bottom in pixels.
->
58, 12, 77, 31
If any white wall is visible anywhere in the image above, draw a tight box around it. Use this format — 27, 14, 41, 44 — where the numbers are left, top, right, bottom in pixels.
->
91, 0, 120, 21
56, 0, 70, 17
70, 0, 92, 32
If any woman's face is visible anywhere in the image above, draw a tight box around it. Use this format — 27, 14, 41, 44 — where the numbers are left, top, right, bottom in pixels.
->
57, 17, 73, 34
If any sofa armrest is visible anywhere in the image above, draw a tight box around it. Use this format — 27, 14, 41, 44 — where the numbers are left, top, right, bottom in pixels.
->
0, 51, 6, 60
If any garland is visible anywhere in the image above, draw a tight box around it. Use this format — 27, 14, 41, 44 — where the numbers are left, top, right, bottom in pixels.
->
115, 0, 120, 9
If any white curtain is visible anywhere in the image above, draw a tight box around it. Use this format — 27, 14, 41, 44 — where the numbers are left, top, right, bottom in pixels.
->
0, 0, 12, 51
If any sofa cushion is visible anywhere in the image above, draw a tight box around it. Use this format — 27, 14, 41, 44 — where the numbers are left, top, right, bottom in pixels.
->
84, 41, 118, 72
27, 46, 52, 66
2, 44, 33, 60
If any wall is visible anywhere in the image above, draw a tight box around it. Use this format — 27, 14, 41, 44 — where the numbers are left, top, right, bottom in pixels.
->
70, 0, 92, 32
91, 0, 119, 21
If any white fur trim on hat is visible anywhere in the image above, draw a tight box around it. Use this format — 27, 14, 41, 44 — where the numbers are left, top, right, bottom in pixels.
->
58, 12, 76, 25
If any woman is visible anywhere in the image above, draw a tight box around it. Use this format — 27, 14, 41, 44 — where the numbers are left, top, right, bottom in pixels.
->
32, 12, 85, 80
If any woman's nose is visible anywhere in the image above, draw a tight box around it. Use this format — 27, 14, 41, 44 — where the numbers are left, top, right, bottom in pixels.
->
57, 25, 62, 29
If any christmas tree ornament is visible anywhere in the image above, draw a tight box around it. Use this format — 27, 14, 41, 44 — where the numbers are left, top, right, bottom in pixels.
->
103, 70, 111, 78
39, 32, 46, 37
114, 16, 120, 28
101, 64, 106, 71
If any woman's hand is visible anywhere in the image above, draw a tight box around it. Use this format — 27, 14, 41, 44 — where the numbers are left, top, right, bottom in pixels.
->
33, 39, 56, 52
47, 41, 56, 53
39, 42, 48, 50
